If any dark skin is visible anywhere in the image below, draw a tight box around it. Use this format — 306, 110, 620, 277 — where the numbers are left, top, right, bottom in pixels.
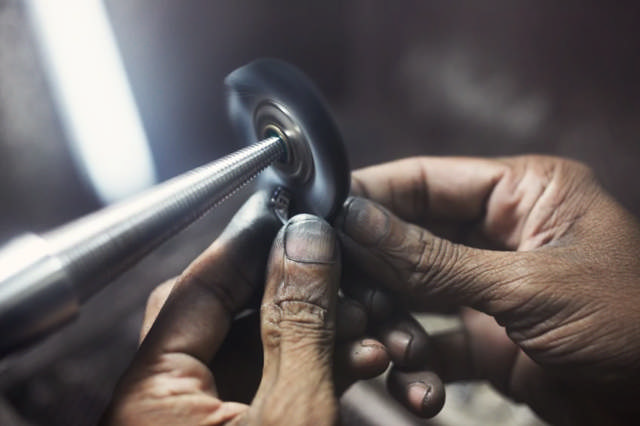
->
337, 155, 640, 425
101, 194, 389, 426
105, 154, 640, 425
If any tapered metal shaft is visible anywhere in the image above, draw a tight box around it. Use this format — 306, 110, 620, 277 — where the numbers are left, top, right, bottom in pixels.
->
0, 136, 285, 354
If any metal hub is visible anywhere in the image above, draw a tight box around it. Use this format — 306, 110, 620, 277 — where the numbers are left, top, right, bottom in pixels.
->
254, 102, 314, 184
226, 58, 350, 221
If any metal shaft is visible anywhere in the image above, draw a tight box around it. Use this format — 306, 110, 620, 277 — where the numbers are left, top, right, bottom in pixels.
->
0, 136, 285, 354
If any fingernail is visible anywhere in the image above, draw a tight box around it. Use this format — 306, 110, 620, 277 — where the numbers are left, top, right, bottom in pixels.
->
339, 197, 390, 246
360, 338, 386, 350
353, 339, 387, 362
408, 382, 432, 411
284, 214, 336, 263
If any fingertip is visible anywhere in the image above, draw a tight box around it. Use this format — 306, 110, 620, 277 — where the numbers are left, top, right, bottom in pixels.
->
336, 338, 391, 382
334, 338, 390, 395
378, 316, 431, 369
348, 339, 390, 378
406, 380, 445, 418
260, 214, 342, 388
336, 197, 391, 247
387, 369, 445, 418
267, 214, 340, 311
284, 214, 337, 264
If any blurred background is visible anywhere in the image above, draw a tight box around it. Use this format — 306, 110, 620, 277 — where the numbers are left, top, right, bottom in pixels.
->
1, 0, 639, 424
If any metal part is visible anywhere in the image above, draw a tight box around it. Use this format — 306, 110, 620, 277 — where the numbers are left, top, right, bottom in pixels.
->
269, 186, 293, 224
0, 234, 77, 352
0, 136, 284, 355
226, 58, 350, 221
0, 58, 351, 355
255, 102, 314, 184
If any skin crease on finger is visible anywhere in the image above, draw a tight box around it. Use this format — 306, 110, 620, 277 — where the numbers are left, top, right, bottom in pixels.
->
248, 216, 342, 425
138, 266, 385, 404
339, 155, 640, 424
103, 188, 394, 426
346, 156, 640, 373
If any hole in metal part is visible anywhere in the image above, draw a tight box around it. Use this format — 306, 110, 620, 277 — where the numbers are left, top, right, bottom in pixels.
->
254, 102, 313, 184
262, 124, 291, 165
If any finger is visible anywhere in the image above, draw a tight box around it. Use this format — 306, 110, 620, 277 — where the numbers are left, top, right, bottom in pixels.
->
139, 278, 176, 344
351, 156, 601, 251
381, 311, 484, 419
335, 296, 367, 341
386, 368, 446, 418
210, 296, 373, 402
255, 214, 340, 419
386, 310, 515, 385
377, 314, 431, 369
333, 338, 390, 395
341, 264, 395, 323
343, 262, 459, 319
211, 311, 262, 404
385, 308, 519, 413
337, 196, 540, 315
136, 191, 281, 365
350, 157, 506, 225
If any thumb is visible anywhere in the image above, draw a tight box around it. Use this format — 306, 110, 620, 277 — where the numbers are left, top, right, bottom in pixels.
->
253, 214, 340, 424
337, 197, 540, 316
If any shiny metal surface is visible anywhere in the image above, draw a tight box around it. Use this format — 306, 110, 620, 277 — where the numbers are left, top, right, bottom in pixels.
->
226, 59, 350, 221
255, 102, 314, 184
0, 59, 351, 357
0, 234, 78, 355
0, 135, 284, 354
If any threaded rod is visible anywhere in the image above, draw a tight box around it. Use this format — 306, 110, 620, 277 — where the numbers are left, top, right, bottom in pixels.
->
45, 136, 285, 300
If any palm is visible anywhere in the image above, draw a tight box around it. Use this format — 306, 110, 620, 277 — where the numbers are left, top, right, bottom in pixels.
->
342, 155, 640, 423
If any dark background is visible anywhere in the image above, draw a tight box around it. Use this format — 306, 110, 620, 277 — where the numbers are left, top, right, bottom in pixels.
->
0, 1, 639, 424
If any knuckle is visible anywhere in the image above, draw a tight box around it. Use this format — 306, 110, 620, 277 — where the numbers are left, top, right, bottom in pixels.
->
261, 301, 334, 349
278, 300, 332, 331
265, 300, 335, 350
559, 157, 594, 180
260, 303, 283, 349
492, 156, 601, 249
516, 155, 596, 186
406, 231, 460, 293
547, 157, 597, 191
484, 253, 543, 316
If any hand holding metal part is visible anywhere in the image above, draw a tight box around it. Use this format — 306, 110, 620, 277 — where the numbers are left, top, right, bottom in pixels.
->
101, 203, 390, 426
0, 59, 349, 355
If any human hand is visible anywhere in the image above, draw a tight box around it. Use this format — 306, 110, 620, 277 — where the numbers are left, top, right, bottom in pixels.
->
337, 155, 640, 425
101, 192, 389, 426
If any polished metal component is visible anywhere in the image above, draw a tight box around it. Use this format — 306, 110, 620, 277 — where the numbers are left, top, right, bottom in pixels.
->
269, 186, 293, 224
0, 136, 285, 354
0, 234, 77, 353
0, 58, 351, 356
255, 102, 314, 184
226, 59, 350, 221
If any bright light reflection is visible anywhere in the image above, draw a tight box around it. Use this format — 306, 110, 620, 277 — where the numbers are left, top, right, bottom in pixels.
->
26, 0, 157, 204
